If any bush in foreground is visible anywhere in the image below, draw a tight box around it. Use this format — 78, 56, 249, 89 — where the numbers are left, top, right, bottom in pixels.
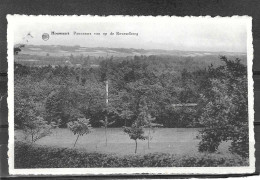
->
15, 141, 248, 168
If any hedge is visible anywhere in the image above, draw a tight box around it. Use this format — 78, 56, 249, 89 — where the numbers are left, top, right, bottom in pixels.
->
15, 141, 248, 168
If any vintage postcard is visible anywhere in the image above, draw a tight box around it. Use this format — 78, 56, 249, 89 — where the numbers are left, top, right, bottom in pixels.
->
7, 15, 255, 175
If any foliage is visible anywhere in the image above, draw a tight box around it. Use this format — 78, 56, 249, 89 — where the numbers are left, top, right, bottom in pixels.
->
137, 99, 163, 148
14, 77, 49, 128
124, 123, 147, 153
15, 141, 248, 168
14, 44, 25, 55
22, 115, 53, 143
45, 87, 81, 127
105, 58, 200, 128
45, 81, 105, 127
67, 118, 92, 147
14, 54, 247, 129
124, 125, 147, 142
14, 76, 55, 143
198, 56, 248, 158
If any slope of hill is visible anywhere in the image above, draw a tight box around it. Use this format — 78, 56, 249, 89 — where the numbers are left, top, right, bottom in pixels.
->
17, 44, 246, 58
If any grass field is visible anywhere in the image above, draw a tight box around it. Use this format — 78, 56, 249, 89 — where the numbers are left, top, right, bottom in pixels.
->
15, 128, 231, 156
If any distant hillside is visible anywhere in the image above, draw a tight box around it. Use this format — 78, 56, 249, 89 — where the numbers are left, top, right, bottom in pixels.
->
17, 44, 246, 58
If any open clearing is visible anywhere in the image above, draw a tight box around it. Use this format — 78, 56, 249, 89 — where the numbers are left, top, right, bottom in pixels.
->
15, 128, 231, 156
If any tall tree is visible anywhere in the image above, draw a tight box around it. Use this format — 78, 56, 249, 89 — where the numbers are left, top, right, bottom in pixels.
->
198, 56, 248, 158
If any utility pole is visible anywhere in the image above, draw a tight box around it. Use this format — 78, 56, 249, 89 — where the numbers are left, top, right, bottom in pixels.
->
106, 80, 108, 105
105, 80, 109, 146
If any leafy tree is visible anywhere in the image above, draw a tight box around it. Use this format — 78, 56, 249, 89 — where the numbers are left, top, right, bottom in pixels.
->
122, 98, 153, 153
45, 84, 85, 127
45, 87, 77, 127
22, 114, 53, 143
124, 123, 147, 153
67, 118, 92, 147
107, 89, 134, 126
138, 99, 162, 149
14, 44, 25, 55
198, 56, 248, 158
14, 77, 55, 142
14, 77, 53, 128
73, 81, 106, 126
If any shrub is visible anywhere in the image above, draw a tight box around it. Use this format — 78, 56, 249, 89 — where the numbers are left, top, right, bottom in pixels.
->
15, 141, 248, 168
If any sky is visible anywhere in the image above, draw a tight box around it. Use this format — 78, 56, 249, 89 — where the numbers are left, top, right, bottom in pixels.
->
11, 16, 250, 52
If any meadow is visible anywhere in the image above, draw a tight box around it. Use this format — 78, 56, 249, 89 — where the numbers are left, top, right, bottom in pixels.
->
15, 128, 230, 156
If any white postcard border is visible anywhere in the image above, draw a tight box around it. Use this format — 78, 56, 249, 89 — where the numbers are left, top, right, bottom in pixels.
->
7, 15, 255, 175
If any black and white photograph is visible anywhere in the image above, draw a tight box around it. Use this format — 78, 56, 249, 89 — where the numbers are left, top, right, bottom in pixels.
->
7, 15, 255, 175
